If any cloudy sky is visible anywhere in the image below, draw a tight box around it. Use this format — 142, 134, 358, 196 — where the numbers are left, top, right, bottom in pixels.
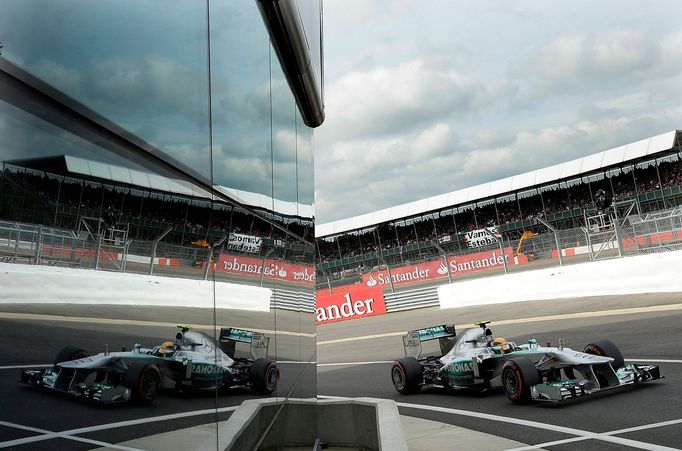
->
314, 0, 682, 224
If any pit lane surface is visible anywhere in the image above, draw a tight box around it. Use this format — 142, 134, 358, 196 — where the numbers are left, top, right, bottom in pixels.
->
0, 306, 315, 450
318, 293, 682, 450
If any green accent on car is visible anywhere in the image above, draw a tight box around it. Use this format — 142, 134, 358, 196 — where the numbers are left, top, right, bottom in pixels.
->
439, 359, 474, 377
225, 328, 254, 343
537, 380, 578, 387
191, 363, 229, 380
417, 325, 450, 340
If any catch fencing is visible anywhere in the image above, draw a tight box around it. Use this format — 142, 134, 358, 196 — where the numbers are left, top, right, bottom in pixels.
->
0, 220, 315, 312
317, 205, 682, 312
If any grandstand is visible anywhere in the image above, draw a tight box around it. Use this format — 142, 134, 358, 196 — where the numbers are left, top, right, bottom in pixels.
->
0, 155, 315, 282
0, 155, 314, 246
315, 130, 682, 289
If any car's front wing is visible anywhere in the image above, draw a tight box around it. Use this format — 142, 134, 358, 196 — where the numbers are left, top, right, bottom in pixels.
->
20, 369, 132, 404
531, 363, 662, 402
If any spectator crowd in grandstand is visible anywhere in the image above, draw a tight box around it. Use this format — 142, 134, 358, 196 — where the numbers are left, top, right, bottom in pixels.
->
2, 155, 682, 264
317, 157, 682, 262
0, 165, 312, 247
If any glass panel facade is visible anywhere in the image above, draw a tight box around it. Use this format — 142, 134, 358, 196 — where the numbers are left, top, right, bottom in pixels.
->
0, 1, 319, 449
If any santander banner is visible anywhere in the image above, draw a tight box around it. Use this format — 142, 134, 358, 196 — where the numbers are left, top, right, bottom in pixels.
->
361, 247, 521, 288
214, 253, 316, 284
316, 286, 386, 324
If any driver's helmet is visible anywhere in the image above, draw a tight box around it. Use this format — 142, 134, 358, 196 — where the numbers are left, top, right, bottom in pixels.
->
491, 337, 511, 353
159, 341, 176, 357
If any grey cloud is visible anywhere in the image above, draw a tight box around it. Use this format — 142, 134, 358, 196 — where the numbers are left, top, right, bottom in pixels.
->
513, 28, 682, 103
318, 59, 487, 145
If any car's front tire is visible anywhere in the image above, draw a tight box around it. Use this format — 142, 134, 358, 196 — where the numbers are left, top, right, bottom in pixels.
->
53, 346, 89, 371
124, 363, 161, 403
501, 358, 540, 404
391, 357, 423, 395
583, 340, 624, 370
249, 359, 278, 395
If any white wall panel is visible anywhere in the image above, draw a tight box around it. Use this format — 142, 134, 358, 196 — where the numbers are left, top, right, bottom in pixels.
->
559, 158, 582, 179
580, 152, 604, 173
535, 164, 562, 185
512, 172, 536, 191
646, 131, 676, 155
601, 145, 626, 168
488, 177, 514, 198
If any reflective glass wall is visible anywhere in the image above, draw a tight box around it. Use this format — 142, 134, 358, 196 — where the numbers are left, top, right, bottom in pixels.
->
0, 1, 319, 449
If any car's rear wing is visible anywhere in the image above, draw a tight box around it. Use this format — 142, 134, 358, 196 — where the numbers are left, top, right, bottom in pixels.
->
219, 327, 269, 360
402, 324, 457, 359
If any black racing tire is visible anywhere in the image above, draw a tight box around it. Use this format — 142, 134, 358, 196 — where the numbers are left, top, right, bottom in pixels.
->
391, 357, 423, 395
249, 359, 278, 395
124, 363, 161, 403
583, 340, 625, 370
53, 346, 89, 371
501, 358, 540, 404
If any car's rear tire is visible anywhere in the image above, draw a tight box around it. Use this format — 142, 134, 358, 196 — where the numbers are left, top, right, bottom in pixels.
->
583, 340, 624, 370
124, 363, 161, 403
391, 357, 423, 395
249, 359, 278, 395
502, 358, 540, 404
53, 346, 89, 371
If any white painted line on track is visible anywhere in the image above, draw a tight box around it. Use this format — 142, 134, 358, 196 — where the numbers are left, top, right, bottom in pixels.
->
625, 358, 682, 364
318, 361, 392, 367
2, 362, 316, 370
506, 419, 682, 451
4, 359, 680, 371
317, 396, 680, 451
276, 361, 317, 365
318, 303, 682, 345
0, 420, 145, 451
0, 406, 238, 448
316, 359, 682, 367
0, 364, 51, 370
0, 311, 315, 338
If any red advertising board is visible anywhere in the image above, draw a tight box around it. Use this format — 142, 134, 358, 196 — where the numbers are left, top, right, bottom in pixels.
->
359, 247, 521, 289
214, 253, 316, 284
316, 285, 386, 324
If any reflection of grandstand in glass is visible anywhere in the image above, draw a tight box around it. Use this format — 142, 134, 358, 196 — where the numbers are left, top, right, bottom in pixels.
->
0, 154, 315, 289
316, 130, 682, 294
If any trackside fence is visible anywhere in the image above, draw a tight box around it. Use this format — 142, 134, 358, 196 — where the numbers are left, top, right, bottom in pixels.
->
0, 220, 315, 312
317, 205, 682, 313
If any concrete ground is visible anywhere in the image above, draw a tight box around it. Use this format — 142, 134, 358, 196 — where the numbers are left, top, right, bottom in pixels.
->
94, 414, 536, 450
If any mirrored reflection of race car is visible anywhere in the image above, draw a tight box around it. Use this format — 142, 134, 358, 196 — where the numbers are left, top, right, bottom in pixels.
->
20, 326, 278, 405
391, 321, 662, 403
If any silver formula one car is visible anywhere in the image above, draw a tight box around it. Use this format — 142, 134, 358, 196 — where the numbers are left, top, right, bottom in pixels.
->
391, 321, 662, 403
20, 325, 278, 404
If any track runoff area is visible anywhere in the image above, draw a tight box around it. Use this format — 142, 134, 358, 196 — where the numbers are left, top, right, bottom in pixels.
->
317, 271, 682, 450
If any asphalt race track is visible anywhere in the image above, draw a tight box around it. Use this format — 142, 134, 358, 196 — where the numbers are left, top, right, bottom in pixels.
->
0, 306, 315, 450
2, 294, 681, 450
318, 293, 682, 451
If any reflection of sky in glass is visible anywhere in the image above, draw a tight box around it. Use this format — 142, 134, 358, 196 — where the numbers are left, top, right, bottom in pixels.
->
0, 0, 317, 208
0, 0, 211, 178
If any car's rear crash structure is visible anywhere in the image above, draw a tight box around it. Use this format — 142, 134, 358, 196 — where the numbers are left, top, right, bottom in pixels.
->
391, 321, 662, 403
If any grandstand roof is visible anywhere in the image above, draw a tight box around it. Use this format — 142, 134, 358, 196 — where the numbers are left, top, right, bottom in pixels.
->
3, 155, 314, 219
317, 130, 680, 237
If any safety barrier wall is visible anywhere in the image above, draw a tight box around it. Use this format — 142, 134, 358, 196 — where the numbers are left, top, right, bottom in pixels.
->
0, 221, 316, 312
316, 206, 682, 316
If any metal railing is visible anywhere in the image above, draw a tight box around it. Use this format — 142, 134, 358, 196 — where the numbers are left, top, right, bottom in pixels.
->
0, 220, 315, 312
316, 204, 682, 296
